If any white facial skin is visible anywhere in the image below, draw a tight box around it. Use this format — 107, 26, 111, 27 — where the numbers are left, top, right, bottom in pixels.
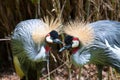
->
46, 35, 53, 43
72, 40, 79, 48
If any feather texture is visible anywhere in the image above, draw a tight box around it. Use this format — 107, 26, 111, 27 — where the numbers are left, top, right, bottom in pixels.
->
69, 20, 120, 72
61, 20, 120, 80
63, 21, 94, 45
32, 17, 61, 43
11, 18, 62, 80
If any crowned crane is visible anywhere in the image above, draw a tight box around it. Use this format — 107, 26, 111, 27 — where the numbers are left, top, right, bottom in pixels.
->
11, 18, 62, 80
59, 20, 120, 80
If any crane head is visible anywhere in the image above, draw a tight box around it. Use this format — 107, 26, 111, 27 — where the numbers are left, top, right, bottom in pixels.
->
59, 35, 80, 52
46, 30, 63, 44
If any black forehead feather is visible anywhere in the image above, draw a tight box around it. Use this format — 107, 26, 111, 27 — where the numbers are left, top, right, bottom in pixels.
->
65, 35, 73, 45
49, 30, 59, 39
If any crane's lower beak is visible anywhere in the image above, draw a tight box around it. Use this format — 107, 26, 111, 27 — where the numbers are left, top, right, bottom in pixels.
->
53, 39, 63, 44
59, 45, 71, 52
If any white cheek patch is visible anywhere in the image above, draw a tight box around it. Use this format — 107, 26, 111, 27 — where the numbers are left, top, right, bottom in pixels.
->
46, 36, 53, 43
72, 40, 79, 48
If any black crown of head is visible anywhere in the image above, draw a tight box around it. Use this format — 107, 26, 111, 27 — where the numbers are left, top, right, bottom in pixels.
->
50, 30, 59, 39
65, 35, 73, 45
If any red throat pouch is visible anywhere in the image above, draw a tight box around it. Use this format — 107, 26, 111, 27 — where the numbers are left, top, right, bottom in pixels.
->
45, 45, 51, 53
72, 47, 79, 54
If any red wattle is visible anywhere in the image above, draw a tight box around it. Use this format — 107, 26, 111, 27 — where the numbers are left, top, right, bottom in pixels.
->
45, 45, 51, 53
72, 47, 79, 54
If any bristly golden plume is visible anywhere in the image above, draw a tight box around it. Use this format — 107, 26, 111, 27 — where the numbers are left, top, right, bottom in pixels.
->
43, 16, 62, 33
64, 21, 94, 46
32, 17, 62, 43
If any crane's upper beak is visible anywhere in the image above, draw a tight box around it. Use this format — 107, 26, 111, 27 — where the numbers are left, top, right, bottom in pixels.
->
59, 44, 71, 52
53, 38, 63, 44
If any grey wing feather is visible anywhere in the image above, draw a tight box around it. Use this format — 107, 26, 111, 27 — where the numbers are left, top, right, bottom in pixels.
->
83, 40, 120, 72
12, 19, 47, 61
88, 20, 120, 72
71, 20, 120, 72
90, 20, 120, 47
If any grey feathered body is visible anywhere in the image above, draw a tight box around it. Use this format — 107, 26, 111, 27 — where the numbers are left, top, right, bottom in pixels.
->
12, 19, 47, 61
72, 20, 120, 72
12, 19, 48, 79
90, 20, 120, 47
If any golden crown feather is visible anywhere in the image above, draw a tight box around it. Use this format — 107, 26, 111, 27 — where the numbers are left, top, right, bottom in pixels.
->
63, 21, 95, 46
32, 17, 62, 43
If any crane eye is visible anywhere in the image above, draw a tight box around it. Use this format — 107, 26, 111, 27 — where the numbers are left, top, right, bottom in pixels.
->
72, 40, 79, 48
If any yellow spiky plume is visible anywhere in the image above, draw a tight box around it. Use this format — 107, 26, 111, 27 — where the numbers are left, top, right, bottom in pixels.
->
63, 21, 94, 46
43, 17, 62, 32
32, 17, 62, 43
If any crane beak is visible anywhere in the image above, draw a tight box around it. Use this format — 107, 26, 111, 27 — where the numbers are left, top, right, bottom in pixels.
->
53, 39, 63, 44
59, 45, 71, 52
